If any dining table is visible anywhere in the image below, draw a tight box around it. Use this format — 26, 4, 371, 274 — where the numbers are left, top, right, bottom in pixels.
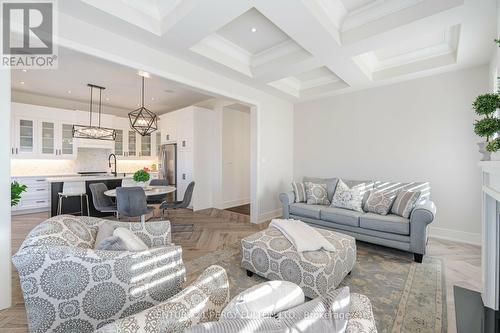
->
103, 185, 176, 197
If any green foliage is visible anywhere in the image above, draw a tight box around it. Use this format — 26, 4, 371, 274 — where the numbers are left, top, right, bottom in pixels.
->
133, 169, 150, 182
474, 118, 500, 141
487, 137, 500, 152
472, 93, 500, 117
11, 181, 27, 207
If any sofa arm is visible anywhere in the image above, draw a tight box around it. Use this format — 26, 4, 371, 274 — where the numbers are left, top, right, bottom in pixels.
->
279, 191, 295, 218
410, 200, 436, 255
12, 244, 186, 332
97, 265, 230, 333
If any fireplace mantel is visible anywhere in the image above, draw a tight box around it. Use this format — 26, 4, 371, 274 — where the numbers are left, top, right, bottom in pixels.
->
479, 161, 500, 310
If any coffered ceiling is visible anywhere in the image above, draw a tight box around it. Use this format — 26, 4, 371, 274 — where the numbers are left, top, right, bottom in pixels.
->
58, 0, 496, 102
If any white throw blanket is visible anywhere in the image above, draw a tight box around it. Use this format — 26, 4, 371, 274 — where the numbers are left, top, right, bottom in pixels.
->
270, 219, 336, 252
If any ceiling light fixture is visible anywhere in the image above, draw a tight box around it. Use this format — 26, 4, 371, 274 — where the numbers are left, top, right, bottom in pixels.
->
251, 27, 257, 32
20, 81, 24, 85
22, 69, 27, 72
73, 84, 116, 141
128, 76, 158, 136
67, 90, 71, 94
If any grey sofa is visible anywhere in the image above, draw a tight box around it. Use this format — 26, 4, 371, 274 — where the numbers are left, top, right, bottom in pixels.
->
280, 177, 436, 263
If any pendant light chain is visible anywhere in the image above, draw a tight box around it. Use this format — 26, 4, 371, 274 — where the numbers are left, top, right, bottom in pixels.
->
98, 87, 102, 128
89, 85, 93, 127
142, 76, 145, 107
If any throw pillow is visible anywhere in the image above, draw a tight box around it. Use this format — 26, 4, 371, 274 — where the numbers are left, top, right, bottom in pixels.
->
304, 182, 330, 205
391, 191, 421, 218
364, 191, 397, 215
291, 181, 307, 203
220, 280, 305, 320
94, 222, 115, 249
96, 235, 128, 251
330, 179, 364, 212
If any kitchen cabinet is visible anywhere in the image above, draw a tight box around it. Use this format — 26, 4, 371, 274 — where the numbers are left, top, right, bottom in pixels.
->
11, 176, 50, 214
114, 129, 124, 156
12, 116, 36, 156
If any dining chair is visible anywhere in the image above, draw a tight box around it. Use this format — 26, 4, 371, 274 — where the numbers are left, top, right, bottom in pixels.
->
57, 181, 89, 216
160, 181, 195, 218
147, 178, 169, 204
116, 187, 155, 225
89, 183, 117, 217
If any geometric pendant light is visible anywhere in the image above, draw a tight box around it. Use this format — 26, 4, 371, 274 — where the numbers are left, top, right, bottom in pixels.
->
73, 84, 116, 141
128, 75, 158, 136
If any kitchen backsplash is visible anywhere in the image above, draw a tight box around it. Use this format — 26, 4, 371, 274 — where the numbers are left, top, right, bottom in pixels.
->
11, 148, 157, 176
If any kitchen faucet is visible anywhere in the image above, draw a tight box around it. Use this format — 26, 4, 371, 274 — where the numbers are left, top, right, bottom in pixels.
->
108, 153, 117, 177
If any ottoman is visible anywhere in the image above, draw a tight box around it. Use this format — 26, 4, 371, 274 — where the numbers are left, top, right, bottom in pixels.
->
241, 226, 356, 299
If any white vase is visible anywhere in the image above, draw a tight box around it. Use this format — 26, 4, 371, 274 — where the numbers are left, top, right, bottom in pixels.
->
136, 181, 146, 188
478, 142, 491, 161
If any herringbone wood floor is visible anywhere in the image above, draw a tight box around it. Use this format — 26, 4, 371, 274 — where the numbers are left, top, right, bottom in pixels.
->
1, 210, 480, 333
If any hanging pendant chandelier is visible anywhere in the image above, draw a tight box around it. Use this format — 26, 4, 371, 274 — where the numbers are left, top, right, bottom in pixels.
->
128, 75, 158, 136
73, 84, 116, 141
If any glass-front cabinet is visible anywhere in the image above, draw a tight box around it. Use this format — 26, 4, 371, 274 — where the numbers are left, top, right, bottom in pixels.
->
128, 131, 137, 156
14, 117, 35, 156
140, 134, 151, 157
60, 123, 75, 158
114, 129, 124, 156
41, 121, 55, 155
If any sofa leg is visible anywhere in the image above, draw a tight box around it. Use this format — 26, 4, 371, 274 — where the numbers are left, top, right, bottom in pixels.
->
246, 270, 254, 277
414, 253, 423, 263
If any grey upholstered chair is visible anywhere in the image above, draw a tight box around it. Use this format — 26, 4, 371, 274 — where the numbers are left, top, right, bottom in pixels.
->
116, 187, 155, 225
160, 181, 195, 217
89, 183, 117, 217
147, 178, 169, 204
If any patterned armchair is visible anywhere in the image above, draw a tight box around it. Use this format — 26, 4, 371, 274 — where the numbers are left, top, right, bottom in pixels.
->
96, 265, 230, 333
12, 215, 186, 333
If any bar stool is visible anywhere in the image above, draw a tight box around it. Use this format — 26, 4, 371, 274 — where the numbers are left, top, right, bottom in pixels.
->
58, 181, 90, 216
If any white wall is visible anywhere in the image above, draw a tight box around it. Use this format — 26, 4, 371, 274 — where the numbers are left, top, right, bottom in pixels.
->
294, 66, 489, 244
220, 107, 251, 208
1, 69, 12, 309
56, 13, 293, 223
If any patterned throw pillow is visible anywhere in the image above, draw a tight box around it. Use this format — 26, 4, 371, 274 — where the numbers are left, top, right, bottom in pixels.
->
364, 191, 396, 215
304, 182, 330, 205
330, 179, 364, 212
291, 182, 307, 203
391, 191, 421, 218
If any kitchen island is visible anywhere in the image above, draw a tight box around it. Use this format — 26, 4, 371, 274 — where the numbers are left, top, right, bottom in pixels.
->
47, 174, 151, 217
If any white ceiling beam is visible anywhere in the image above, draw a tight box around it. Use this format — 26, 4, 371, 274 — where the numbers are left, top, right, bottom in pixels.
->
255, 0, 370, 87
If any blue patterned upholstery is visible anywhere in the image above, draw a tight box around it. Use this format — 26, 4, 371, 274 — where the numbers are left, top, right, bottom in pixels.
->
12, 215, 186, 333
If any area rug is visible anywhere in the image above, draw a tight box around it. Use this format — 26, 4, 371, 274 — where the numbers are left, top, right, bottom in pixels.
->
184, 241, 446, 333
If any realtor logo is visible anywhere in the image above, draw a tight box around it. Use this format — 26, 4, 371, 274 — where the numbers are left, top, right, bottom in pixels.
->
1, 1, 57, 69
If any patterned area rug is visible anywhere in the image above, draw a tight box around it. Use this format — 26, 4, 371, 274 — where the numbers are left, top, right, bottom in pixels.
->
184, 241, 446, 333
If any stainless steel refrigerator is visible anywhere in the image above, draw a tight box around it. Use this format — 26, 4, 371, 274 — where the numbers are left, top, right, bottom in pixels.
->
159, 143, 177, 201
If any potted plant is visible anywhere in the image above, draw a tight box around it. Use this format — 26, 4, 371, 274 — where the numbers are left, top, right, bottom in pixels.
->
133, 168, 151, 187
11, 181, 27, 207
473, 93, 500, 160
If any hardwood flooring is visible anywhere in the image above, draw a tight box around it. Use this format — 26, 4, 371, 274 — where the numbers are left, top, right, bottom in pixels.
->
0, 210, 480, 333
225, 204, 251, 216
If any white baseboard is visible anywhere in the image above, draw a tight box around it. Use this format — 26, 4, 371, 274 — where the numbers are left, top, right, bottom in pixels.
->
428, 226, 481, 246
257, 209, 282, 224
216, 198, 250, 210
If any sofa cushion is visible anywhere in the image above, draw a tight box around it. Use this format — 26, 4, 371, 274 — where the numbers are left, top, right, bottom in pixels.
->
364, 190, 397, 215
304, 182, 330, 205
320, 207, 362, 227
291, 181, 307, 203
330, 179, 364, 212
289, 203, 323, 219
360, 213, 410, 235
303, 177, 338, 202
391, 190, 421, 218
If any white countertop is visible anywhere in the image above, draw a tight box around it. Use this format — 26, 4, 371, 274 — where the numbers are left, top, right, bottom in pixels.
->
45, 175, 134, 183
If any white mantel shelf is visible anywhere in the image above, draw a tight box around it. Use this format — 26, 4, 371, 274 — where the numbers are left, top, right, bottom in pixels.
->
479, 161, 500, 310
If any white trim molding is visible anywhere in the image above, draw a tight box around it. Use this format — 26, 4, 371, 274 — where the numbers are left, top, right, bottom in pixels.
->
258, 208, 282, 224
429, 226, 481, 246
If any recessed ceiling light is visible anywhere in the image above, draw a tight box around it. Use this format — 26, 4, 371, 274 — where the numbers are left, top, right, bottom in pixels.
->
138, 70, 151, 78
22, 69, 27, 72
251, 27, 257, 32
151, 97, 155, 101
67, 90, 71, 94
20, 81, 24, 85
